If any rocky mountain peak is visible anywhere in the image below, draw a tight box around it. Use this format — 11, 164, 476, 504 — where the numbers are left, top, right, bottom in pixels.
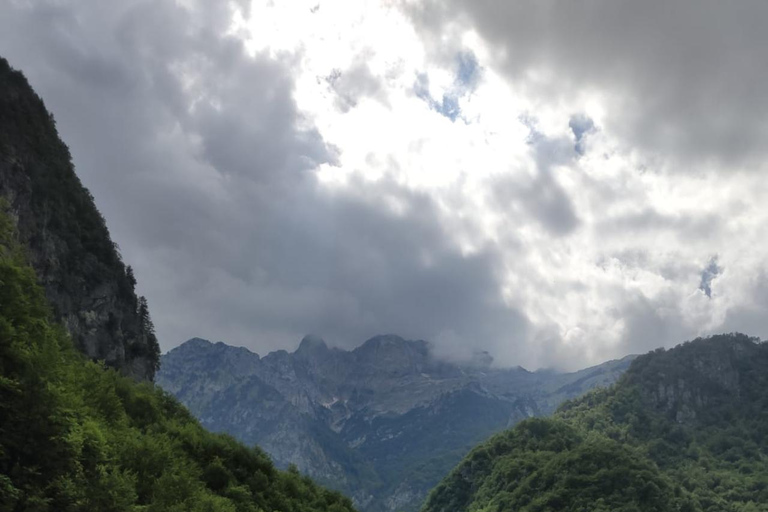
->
625, 333, 766, 424
160, 337, 261, 385
354, 334, 431, 370
182, 337, 214, 350
296, 334, 330, 355
171, 337, 260, 359
357, 334, 410, 349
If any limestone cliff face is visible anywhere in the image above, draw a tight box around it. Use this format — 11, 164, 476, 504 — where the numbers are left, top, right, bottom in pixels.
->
0, 57, 158, 380
625, 333, 767, 425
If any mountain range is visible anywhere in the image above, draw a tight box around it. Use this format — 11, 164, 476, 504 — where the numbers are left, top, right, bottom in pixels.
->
157, 334, 634, 511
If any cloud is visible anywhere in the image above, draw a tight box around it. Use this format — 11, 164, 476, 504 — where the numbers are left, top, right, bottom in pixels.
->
0, 0, 535, 365
404, 0, 768, 170
719, 279, 768, 337
490, 137, 581, 237
3, 0, 768, 371
326, 57, 388, 112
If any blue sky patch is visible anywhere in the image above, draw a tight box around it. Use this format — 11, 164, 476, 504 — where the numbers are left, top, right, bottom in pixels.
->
415, 52, 480, 122
699, 257, 721, 298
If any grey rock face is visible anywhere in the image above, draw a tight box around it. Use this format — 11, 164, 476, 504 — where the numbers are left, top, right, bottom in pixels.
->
0, 57, 157, 380
628, 333, 766, 425
157, 334, 634, 511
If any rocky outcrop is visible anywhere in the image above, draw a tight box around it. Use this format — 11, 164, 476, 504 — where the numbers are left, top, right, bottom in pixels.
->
625, 333, 767, 425
157, 334, 634, 511
0, 57, 158, 379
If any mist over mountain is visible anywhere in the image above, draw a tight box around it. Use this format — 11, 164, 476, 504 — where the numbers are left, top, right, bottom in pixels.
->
157, 334, 633, 511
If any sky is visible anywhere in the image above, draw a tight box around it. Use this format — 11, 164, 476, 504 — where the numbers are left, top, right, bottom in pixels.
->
2, 0, 768, 370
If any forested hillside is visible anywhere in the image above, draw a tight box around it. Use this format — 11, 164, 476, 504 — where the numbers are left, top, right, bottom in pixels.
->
0, 56, 157, 380
422, 333, 768, 512
0, 205, 356, 511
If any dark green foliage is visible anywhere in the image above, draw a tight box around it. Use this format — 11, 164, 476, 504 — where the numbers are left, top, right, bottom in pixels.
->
0, 58, 117, 277
0, 209, 356, 512
423, 335, 768, 512
137, 296, 161, 373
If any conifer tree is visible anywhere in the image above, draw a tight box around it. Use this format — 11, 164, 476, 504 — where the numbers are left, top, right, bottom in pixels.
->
138, 296, 161, 371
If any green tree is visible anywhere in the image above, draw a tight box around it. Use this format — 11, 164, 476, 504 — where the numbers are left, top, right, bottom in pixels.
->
138, 295, 161, 372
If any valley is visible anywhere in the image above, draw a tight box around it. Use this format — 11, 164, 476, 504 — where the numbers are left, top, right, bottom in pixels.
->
3, 0, 768, 509
158, 335, 634, 511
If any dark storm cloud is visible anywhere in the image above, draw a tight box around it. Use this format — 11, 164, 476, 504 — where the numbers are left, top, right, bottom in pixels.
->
492, 170, 579, 237
406, 0, 768, 169
491, 129, 580, 237
0, 0, 531, 360
186, 177, 531, 358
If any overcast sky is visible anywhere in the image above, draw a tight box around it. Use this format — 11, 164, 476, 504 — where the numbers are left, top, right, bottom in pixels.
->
2, 0, 768, 370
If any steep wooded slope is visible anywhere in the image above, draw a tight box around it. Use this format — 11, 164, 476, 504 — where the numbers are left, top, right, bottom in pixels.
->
0, 56, 157, 379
